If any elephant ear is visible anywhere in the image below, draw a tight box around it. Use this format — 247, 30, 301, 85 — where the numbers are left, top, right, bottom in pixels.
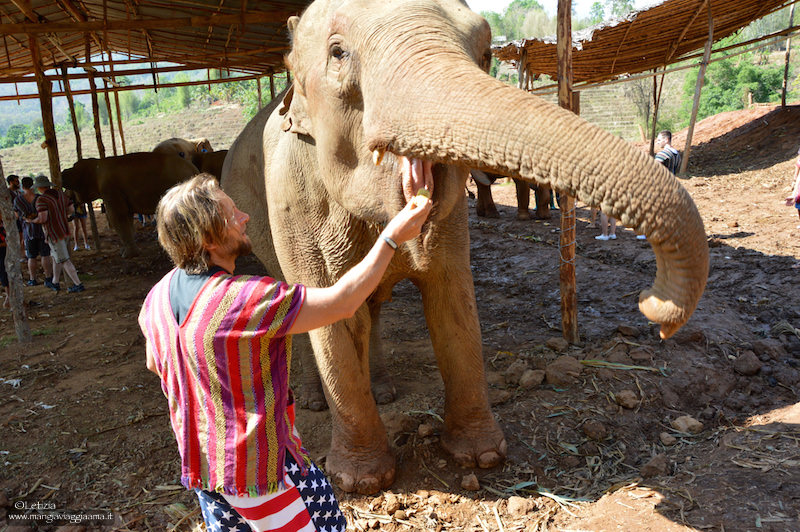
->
279, 82, 312, 137
280, 15, 312, 136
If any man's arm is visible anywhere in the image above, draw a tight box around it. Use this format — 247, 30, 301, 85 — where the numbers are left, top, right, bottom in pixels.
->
289, 196, 432, 335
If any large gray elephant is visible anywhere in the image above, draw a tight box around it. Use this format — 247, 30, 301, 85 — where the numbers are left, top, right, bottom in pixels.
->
221, 0, 708, 495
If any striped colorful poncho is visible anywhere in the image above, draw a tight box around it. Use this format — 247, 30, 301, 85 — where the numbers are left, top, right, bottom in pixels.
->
138, 268, 308, 496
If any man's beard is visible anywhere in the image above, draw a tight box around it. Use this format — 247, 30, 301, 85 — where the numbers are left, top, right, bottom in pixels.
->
234, 238, 252, 258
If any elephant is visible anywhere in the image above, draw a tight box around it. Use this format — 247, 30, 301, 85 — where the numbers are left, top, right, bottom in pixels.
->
62, 152, 198, 257
195, 150, 229, 181
471, 170, 556, 220
221, 0, 708, 495
152, 137, 213, 169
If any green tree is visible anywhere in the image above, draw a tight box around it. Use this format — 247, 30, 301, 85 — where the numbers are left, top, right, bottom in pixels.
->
605, 0, 634, 18
589, 2, 605, 24
66, 101, 89, 130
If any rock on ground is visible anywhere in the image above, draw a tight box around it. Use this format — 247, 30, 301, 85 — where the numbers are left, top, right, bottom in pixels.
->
545, 355, 583, 386
671, 415, 704, 434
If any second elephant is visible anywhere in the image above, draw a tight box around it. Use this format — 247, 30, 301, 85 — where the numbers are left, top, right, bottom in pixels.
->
62, 152, 198, 257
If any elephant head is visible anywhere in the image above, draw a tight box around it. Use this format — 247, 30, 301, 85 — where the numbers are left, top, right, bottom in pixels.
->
282, 0, 708, 338
61, 159, 101, 204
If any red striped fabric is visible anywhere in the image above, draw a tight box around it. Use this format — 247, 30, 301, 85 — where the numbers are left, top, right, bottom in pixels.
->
35, 189, 71, 242
139, 268, 308, 496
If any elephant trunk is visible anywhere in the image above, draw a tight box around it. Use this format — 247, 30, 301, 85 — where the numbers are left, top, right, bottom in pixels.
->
363, 61, 708, 339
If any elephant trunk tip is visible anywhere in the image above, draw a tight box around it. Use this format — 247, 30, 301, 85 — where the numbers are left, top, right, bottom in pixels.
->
638, 291, 691, 340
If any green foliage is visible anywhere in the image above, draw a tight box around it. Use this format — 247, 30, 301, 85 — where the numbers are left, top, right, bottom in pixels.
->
605, 0, 634, 18
681, 56, 787, 125
589, 2, 605, 24
0, 122, 44, 148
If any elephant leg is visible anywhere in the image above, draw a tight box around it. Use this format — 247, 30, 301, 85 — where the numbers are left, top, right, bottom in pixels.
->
419, 270, 507, 469
310, 307, 395, 495
534, 185, 552, 219
297, 302, 394, 410
513, 178, 531, 220
102, 198, 139, 258
475, 182, 499, 218
368, 299, 396, 405
295, 332, 327, 411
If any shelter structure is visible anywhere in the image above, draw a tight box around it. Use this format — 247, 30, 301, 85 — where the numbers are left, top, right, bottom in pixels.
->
495, 0, 800, 172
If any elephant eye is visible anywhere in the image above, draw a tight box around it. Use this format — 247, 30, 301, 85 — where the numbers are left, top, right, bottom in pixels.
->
330, 44, 347, 60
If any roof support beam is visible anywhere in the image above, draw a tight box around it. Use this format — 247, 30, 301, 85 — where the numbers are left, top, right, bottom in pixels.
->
0, 11, 292, 35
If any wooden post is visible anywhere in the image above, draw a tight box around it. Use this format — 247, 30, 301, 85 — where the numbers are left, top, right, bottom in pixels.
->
680, 5, 713, 176
269, 74, 275, 100
257, 76, 262, 109
85, 39, 104, 251
61, 65, 83, 161
557, 0, 579, 344
107, 54, 127, 154
0, 157, 32, 343
782, 3, 796, 108
103, 79, 118, 156
29, 37, 62, 186
650, 69, 666, 157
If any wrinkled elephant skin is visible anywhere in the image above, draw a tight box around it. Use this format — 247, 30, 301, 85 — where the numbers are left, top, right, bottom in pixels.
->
222, 0, 708, 495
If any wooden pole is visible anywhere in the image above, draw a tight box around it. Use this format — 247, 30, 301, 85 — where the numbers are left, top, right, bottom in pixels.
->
61, 65, 83, 161
269, 74, 275, 100
107, 52, 127, 154
103, 79, 118, 156
257, 76, 262, 109
782, 3, 796, 108
0, 157, 32, 343
557, 0, 579, 344
680, 4, 714, 176
29, 37, 62, 187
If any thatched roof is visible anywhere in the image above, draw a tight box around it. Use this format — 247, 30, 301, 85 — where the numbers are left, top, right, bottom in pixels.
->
494, 0, 799, 85
0, 0, 312, 83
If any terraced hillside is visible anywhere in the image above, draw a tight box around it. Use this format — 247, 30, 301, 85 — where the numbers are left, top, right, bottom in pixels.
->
0, 102, 250, 177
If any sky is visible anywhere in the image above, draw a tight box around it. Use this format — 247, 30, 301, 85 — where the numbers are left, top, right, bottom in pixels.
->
465, 0, 655, 20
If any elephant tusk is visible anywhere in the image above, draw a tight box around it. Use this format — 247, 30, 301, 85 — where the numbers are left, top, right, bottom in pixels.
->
372, 148, 385, 166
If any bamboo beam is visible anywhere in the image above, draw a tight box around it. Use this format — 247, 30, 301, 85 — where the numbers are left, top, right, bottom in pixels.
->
0, 71, 268, 101
61, 65, 82, 160
103, 78, 118, 156
257, 76, 262, 109
783, 3, 796, 107
269, 73, 275, 99
664, 0, 710, 64
29, 36, 62, 187
0, 157, 32, 343
557, 0, 579, 344
0, 11, 294, 35
680, 3, 714, 176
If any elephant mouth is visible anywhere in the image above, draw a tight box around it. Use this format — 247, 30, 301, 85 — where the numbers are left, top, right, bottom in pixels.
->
374, 149, 435, 204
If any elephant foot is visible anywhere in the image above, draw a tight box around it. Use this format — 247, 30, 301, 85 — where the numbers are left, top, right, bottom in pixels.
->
372, 378, 396, 405
516, 209, 532, 221
441, 417, 507, 469
477, 207, 500, 218
326, 439, 395, 494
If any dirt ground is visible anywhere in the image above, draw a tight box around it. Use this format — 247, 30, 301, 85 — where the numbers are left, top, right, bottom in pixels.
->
1, 105, 800, 532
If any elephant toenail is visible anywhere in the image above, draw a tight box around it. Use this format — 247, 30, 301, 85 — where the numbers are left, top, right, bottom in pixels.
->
477, 450, 502, 468
452, 452, 477, 468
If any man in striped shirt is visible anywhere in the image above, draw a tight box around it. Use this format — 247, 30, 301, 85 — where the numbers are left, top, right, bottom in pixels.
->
139, 171, 432, 531
28, 174, 84, 293
654, 130, 682, 175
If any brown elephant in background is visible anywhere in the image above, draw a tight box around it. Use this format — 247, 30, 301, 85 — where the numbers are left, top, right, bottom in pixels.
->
221, 0, 708, 495
471, 169, 556, 220
196, 150, 228, 180
152, 137, 213, 169
62, 153, 198, 257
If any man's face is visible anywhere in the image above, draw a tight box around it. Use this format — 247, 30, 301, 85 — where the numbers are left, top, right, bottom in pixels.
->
9, 178, 19, 190
656, 134, 668, 148
215, 192, 252, 259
